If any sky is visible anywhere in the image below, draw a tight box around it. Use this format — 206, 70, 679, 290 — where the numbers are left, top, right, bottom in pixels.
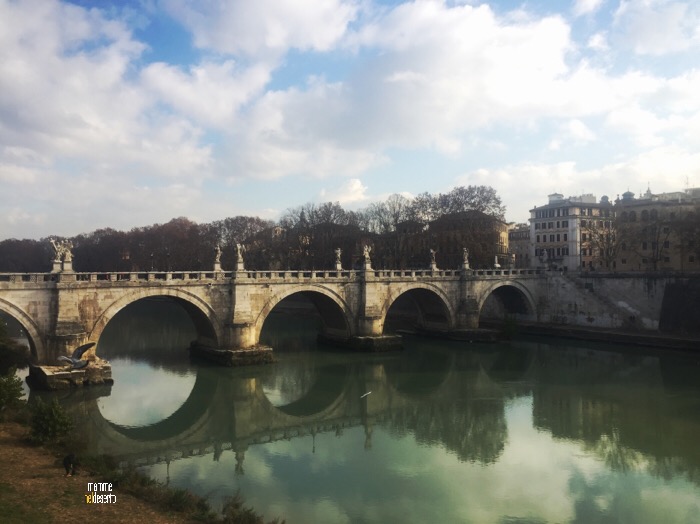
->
1, 0, 700, 239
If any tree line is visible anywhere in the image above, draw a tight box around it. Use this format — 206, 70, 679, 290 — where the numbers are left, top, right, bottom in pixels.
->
0, 185, 506, 272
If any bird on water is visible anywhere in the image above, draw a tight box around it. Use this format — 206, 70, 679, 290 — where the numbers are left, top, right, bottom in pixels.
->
58, 342, 95, 369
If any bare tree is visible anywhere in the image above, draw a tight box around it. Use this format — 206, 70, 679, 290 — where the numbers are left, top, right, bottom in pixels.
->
582, 218, 625, 270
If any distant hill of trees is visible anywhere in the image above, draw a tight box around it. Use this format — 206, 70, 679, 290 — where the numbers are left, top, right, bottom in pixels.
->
0, 185, 507, 272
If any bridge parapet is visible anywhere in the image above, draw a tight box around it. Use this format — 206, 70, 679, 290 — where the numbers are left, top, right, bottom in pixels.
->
0, 273, 58, 284
238, 270, 357, 281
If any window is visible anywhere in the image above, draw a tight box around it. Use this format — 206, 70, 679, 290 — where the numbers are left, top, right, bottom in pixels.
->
562, 220, 568, 227
621, 258, 627, 264
690, 256, 696, 263
550, 234, 554, 242
581, 220, 587, 227
663, 240, 670, 248
664, 257, 670, 263
642, 241, 648, 250
536, 235, 540, 243
557, 221, 560, 228
557, 234, 560, 241
582, 233, 587, 241
564, 233, 568, 241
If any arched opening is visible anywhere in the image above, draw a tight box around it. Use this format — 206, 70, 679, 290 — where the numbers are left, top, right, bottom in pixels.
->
258, 291, 351, 351
0, 310, 31, 358
479, 284, 533, 324
0, 303, 42, 362
99, 296, 216, 366
383, 288, 452, 335
258, 292, 351, 416
95, 297, 217, 428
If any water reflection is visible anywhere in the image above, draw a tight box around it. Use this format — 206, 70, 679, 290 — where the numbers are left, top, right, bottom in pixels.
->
95, 298, 197, 427
35, 307, 700, 523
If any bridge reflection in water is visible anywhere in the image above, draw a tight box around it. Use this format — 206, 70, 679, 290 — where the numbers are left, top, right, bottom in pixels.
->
31, 306, 700, 523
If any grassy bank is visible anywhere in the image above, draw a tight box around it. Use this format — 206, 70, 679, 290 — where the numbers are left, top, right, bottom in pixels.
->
0, 386, 282, 523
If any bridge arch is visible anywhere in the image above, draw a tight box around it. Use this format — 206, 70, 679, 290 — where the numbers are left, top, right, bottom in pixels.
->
253, 285, 354, 344
0, 297, 44, 361
90, 289, 222, 349
381, 283, 456, 334
477, 280, 537, 321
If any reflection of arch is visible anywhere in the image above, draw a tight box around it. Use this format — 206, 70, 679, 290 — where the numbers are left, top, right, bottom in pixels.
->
105, 367, 219, 442
254, 286, 354, 343
273, 364, 350, 417
382, 284, 455, 333
0, 297, 44, 360
91, 289, 221, 347
384, 347, 453, 397
478, 345, 536, 383
478, 281, 536, 319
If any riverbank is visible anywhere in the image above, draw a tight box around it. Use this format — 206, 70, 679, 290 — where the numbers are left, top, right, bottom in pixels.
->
0, 420, 188, 524
481, 320, 700, 352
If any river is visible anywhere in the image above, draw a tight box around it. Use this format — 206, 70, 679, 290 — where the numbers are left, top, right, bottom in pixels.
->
20, 299, 700, 523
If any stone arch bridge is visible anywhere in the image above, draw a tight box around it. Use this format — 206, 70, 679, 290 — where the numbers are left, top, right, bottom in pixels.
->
0, 266, 544, 363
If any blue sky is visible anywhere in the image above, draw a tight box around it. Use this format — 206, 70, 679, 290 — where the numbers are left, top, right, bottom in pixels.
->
1, 0, 700, 239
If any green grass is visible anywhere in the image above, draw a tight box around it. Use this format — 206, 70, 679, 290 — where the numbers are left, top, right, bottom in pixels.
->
0, 482, 51, 524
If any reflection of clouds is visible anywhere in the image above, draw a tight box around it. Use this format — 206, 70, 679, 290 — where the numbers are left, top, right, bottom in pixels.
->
139, 396, 700, 523
97, 358, 196, 427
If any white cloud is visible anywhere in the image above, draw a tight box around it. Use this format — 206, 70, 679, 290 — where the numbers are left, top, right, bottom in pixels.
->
319, 178, 369, 205
2, 0, 700, 239
573, 0, 604, 17
141, 60, 272, 128
566, 119, 597, 142
613, 0, 700, 55
163, 0, 358, 58
587, 32, 609, 51
462, 145, 700, 222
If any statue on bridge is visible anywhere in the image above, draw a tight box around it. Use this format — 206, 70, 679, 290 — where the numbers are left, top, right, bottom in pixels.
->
462, 247, 470, 269
362, 244, 372, 270
334, 248, 342, 270
213, 244, 222, 272
429, 249, 437, 270
234, 243, 246, 271
50, 239, 74, 272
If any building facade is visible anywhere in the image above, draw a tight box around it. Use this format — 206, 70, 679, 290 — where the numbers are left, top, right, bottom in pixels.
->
529, 193, 614, 271
612, 188, 700, 272
508, 223, 530, 269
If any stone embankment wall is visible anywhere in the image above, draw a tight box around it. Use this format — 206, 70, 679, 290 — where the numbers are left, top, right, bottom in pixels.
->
536, 273, 700, 334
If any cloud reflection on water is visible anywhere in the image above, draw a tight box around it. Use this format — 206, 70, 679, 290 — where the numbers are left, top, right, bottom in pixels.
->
97, 358, 196, 427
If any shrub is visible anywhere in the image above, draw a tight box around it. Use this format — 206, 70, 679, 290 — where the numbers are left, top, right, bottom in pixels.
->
29, 397, 74, 444
0, 368, 24, 413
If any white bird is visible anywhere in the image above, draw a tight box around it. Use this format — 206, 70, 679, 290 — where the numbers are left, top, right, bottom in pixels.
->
58, 342, 95, 369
